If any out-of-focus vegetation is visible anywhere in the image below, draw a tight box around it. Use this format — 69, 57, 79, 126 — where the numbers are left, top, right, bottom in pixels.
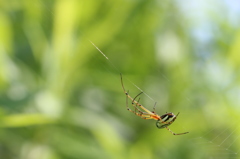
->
1, 0, 240, 158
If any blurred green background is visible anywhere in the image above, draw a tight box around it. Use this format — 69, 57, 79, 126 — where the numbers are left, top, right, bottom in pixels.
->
1, 0, 240, 159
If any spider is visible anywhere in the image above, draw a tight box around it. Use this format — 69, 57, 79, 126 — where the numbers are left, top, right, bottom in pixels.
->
120, 74, 189, 135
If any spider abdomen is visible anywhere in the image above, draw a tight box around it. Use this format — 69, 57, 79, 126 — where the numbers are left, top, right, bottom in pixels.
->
156, 112, 176, 129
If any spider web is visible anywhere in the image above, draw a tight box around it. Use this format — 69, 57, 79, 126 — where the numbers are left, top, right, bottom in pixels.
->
91, 41, 240, 159
189, 125, 240, 158
89, 40, 156, 103
32, 0, 240, 158
176, 0, 240, 158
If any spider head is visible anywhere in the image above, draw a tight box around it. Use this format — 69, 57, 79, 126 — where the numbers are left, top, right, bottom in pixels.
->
156, 112, 177, 129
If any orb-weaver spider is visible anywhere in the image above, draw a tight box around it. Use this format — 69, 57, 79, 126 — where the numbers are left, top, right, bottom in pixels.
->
120, 74, 189, 135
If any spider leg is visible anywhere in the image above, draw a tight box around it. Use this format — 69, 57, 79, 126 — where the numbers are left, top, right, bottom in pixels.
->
165, 126, 189, 135
134, 98, 157, 118
120, 74, 154, 115
133, 97, 154, 114
128, 92, 148, 115
125, 90, 130, 109
134, 97, 143, 114
125, 90, 151, 117
132, 93, 161, 120
139, 114, 155, 119
135, 97, 141, 110
152, 102, 157, 113
176, 112, 180, 117
132, 94, 159, 119
133, 93, 142, 110
125, 90, 135, 113
127, 95, 158, 120
132, 92, 148, 114
126, 109, 151, 118
164, 113, 189, 135
132, 92, 143, 104
167, 112, 180, 125
141, 117, 153, 119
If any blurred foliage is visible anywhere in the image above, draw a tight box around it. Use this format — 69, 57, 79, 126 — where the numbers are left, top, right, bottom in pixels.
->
1, 0, 240, 159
